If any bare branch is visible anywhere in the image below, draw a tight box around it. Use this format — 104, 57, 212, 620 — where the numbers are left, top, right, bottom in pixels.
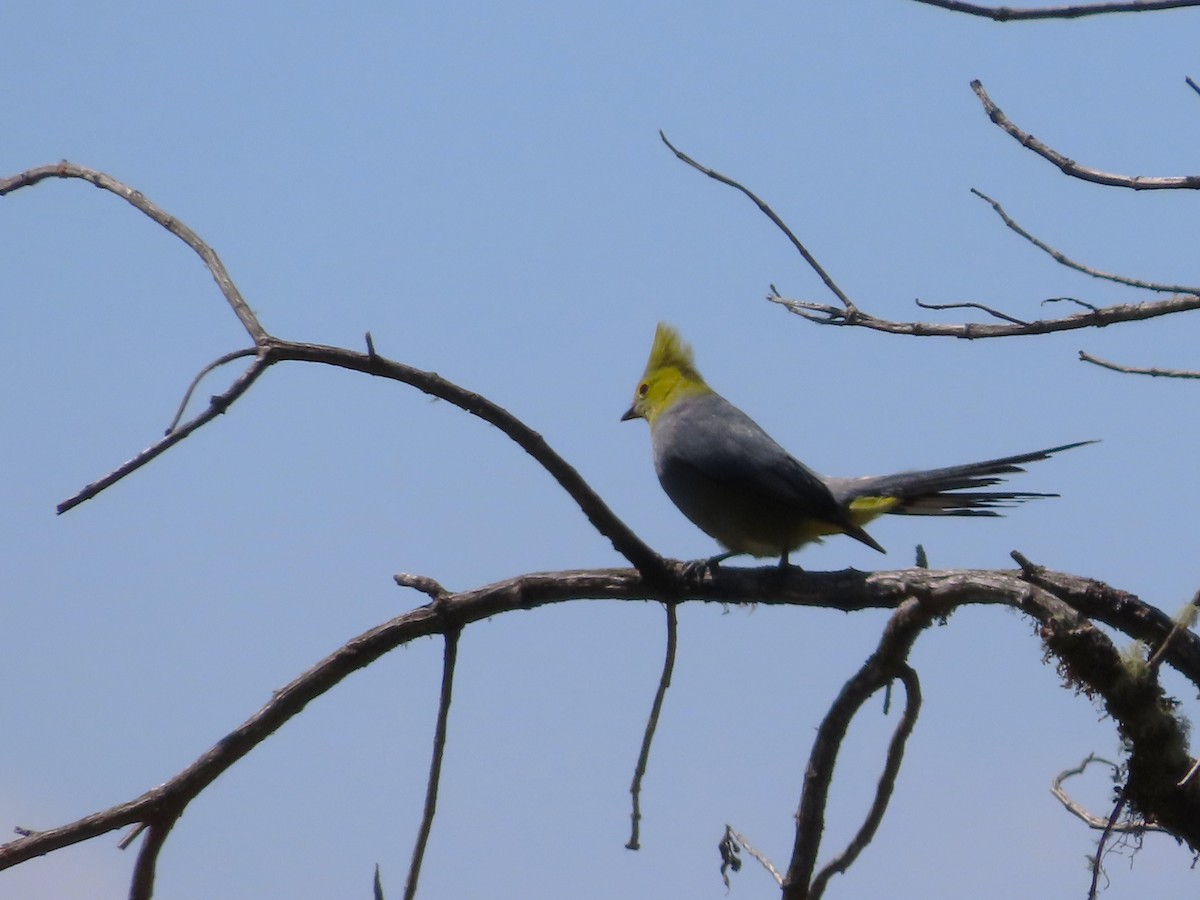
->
57, 353, 272, 514
4, 562, 1200, 888
785, 601, 932, 898
627, 602, 678, 850
405, 627, 460, 900
970, 189, 1199, 294
911, 0, 1200, 19
972, 80, 1200, 189
1079, 351, 1200, 378
1051, 754, 1164, 832
808, 664, 922, 900
267, 339, 666, 575
659, 132, 859, 318
770, 290, 1200, 338
656, 147, 1200, 339
0, 162, 269, 340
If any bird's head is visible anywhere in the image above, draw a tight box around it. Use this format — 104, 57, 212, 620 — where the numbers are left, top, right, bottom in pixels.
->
621, 322, 711, 424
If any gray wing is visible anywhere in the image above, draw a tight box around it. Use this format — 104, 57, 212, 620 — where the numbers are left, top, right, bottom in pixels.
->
652, 393, 870, 538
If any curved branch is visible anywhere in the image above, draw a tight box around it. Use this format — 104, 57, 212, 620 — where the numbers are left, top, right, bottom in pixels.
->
265, 339, 665, 575
166, 347, 259, 433
1051, 754, 1166, 832
784, 601, 930, 899
0, 162, 268, 340
911, 0, 1200, 19
808, 665, 922, 900
972, 80, 1200, 189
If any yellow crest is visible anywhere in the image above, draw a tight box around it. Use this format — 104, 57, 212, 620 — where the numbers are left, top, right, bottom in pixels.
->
623, 322, 712, 423
644, 322, 703, 382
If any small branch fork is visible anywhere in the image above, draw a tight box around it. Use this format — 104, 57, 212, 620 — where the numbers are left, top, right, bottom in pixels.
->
661, 76, 1200, 369
0, 162, 664, 579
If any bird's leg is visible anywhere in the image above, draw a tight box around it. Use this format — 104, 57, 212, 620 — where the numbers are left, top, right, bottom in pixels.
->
679, 550, 738, 578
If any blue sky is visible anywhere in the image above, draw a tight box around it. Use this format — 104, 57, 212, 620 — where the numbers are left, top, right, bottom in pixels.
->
3, 2, 1199, 898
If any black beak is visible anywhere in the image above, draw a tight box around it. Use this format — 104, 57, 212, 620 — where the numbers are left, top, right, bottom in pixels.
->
620, 405, 640, 422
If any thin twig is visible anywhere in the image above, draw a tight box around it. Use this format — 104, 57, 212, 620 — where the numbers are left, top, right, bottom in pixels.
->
57, 354, 271, 514
1187, 76, 1200, 98
911, 0, 1200, 19
1051, 754, 1165, 832
1088, 785, 1130, 900
405, 628, 460, 900
166, 348, 258, 434
1079, 351, 1200, 378
972, 80, 1200, 189
1043, 297, 1099, 312
660, 132, 859, 318
914, 298, 1029, 325
970, 188, 1199, 293
627, 602, 678, 850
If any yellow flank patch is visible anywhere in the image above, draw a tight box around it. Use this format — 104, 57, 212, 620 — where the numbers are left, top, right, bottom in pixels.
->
848, 495, 899, 525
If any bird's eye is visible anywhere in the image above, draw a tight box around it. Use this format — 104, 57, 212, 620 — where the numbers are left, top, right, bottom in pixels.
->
638, 382, 649, 397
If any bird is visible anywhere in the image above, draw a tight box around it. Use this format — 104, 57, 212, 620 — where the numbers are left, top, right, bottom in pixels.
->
621, 322, 1093, 567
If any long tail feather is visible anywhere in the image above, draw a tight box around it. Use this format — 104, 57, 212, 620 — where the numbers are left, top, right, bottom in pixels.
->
826, 440, 1095, 516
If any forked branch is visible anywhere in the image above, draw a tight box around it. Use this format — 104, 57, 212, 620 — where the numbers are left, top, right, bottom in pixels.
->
661, 135, 1200, 341
0, 162, 665, 576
